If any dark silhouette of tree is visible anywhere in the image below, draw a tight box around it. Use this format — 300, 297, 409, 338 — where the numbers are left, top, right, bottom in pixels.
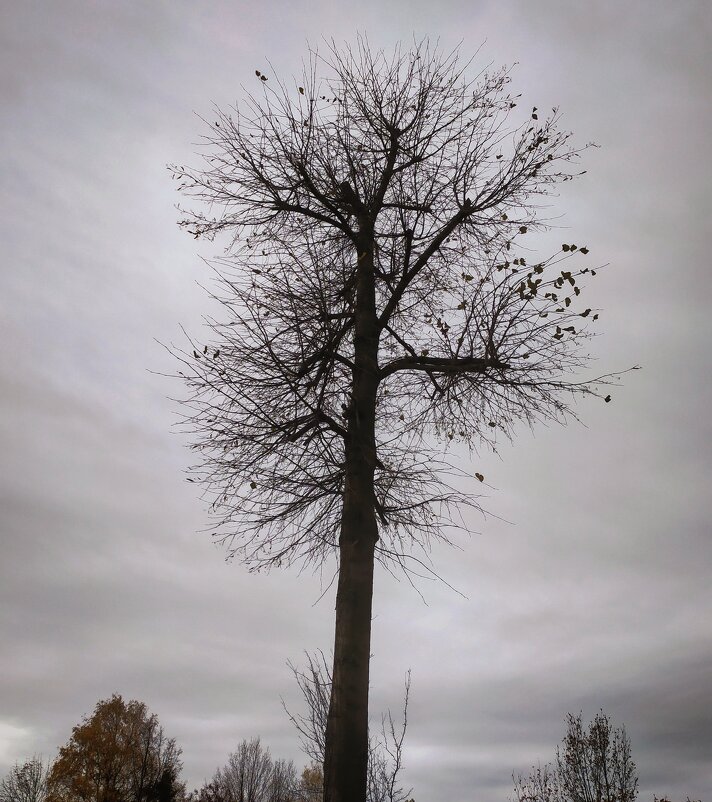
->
172, 37, 623, 802
513, 711, 638, 802
0, 756, 51, 802
214, 738, 273, 802
558, 712, 637, 802
283, 653, 331, 769
266, 759, 297, 802
149, 768, 182, 802
47, 695, 183, 802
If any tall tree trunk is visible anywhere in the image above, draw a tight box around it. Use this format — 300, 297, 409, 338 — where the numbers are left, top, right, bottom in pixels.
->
323, 228, 380, 802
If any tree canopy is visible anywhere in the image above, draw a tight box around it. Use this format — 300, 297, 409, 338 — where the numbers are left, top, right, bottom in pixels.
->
513, 711, 639, 802
172, 38, 614, 574
47, 695, 183, 802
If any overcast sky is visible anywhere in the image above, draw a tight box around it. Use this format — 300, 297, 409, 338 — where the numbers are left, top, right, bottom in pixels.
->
1, 2, 711, 800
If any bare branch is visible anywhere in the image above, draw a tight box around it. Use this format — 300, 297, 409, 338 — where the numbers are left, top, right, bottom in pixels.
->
172, 41, 614, 572
380, 354, 509, 378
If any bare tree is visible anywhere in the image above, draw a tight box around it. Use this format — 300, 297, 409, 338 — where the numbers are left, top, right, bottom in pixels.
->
365, 685, 411, 802
265, 760, 298, 802
201, 739, 299, 802
513, 763, 561, 802
1, 757, 51, 802
512, 712, 638, 802
214, 739, 274, 802
556, 712, 638, 802
284, 652, 411, 802
172, 37, 624, 802
284, 653, 331, 768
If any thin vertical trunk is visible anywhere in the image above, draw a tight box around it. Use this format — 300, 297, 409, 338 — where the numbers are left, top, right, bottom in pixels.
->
323, 227, 380, 802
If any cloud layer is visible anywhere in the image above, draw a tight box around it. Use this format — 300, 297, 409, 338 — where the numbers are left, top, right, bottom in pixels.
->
1, 2, 710, 800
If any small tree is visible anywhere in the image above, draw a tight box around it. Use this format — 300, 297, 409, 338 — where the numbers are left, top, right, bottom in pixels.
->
0, 756, 51, 802
267, 760, 298, 802
149, 769, 182, 802
214, 739, 273, 802
198, 739, 298, 802
513, 763, 560, 802
173, 37, 625, 802
513, 711, 638, 802
557, 712, 637, 802
47, 695, 183, 802
284, 653, 411, 802
296, 766, 322, 802
194, 780, 226, 802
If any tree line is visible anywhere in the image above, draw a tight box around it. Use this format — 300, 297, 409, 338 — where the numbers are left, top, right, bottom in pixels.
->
0, 695, 313, 802
1, 694, 699, 802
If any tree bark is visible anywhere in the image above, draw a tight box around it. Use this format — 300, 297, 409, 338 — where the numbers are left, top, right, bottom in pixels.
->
323, 227, 380, 802
323, 529, 376, 802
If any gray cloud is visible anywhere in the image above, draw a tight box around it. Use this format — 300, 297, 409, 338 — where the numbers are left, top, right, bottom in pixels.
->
1, 2, 710, 800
